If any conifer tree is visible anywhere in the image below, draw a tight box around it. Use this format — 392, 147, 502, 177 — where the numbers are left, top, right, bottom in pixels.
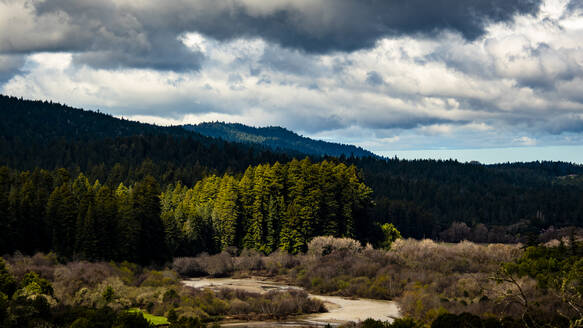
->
0, 167, 10, 254
131, 175, 167, 264
78, 203, 98, 259
115, 183, 139, 261
160, 183, 187, 257
93, 185, 118, 260
212, 176, 239, 250
46, 183, 78, 258
239, 166, 255, 249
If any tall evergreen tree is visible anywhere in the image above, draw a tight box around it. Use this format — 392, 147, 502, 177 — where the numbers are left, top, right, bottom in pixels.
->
46, 184, 78, 258
115, 183, 140, 262
131, 176, 167, 264
92, 185, 118, 260
212, 176, 239, 250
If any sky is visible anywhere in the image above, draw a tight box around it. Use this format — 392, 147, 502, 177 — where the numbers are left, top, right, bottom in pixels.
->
1, 0, 583, 164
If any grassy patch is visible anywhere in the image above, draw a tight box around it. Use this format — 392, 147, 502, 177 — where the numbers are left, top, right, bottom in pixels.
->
128, 308, 169, 326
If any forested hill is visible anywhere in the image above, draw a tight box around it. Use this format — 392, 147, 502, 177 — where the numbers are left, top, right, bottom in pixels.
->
0, 94, 297, 181
0, 94, 195, 141
2, 94, 583, 246
351, 157, 583, 240
184, 122, 376, 158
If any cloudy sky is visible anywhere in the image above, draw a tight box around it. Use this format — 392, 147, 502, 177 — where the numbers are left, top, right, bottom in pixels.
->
1, 0, 583, 163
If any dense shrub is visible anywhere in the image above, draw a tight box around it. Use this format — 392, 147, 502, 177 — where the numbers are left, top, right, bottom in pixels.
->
308, 236, 363, 256
358, 318, 421, 328
235, 249, 264, 271
172, 257, 206, 277
0, 258, 17, 297
172, 253, 234, 277
264, 249, 300, 275
113, 311, 154, 328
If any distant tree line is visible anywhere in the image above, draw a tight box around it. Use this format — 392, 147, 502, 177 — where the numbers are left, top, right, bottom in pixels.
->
350, 157, 583, 239
0, 159, 374, 262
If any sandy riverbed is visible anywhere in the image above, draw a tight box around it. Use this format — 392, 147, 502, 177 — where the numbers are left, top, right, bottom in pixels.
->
182, 277, 400, 326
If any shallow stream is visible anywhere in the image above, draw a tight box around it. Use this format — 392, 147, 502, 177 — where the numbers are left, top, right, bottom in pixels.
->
182, 277, 400, 327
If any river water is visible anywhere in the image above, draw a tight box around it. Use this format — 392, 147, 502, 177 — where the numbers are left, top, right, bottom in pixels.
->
182, 277, 400, 327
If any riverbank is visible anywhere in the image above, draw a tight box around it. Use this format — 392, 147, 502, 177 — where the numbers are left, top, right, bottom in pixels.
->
183, 277, 400, 326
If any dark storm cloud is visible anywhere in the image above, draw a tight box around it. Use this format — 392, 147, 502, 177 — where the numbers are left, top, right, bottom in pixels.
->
363, 116, 465, 130
259, 46, 323, 76
546, 115, 583, 134
0, 0, 204, 71
73, 36, 204, 72
0, 0, 543, 73
182, 0, 543, 52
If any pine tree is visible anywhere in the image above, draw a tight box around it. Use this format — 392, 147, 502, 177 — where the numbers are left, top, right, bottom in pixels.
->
131, 175, 167, 264
265, 163, 285, 252
265, 195, 283, 253
115, 183, 139, 262
46, 184, 78, 258
73, 174, 95, 257
249, 165, 267, 251
0, 167, 10, 254
93, 185, 118, 260
212, 176, 239, 250
239, 166, 255, 249
78, 203, 98, 260
160, 183, 187, 257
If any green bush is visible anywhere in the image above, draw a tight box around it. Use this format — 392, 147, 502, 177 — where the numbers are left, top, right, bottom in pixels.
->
21, 272, 54, 296
0, 258, 17, 297
170, 316, 205, 328
359, 318, 421, 328
113, 311, 154, 328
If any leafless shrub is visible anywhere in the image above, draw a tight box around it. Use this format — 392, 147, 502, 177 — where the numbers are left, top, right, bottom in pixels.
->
198, 252, 234, 277
264, 249, 300, 274
260, 289, 325, 317
486, 226, 516, 243
307, 236, 363, 256
539, 226, 583, 244
235, 249, 265, 271
5, 252, 58, 281
53, 261, 116, 300
439, 222, 472, 243
172, 257, 206, 276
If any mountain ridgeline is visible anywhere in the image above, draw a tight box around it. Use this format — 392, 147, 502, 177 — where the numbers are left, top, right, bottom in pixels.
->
0, 94, 295, 183
184, 122, 376, 158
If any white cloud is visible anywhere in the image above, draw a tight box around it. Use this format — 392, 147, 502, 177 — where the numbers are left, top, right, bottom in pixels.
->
513, 136, 537, 146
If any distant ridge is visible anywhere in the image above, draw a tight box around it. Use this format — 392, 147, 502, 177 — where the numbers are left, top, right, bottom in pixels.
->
184, 122, 377, 158
0, 94, 294, 173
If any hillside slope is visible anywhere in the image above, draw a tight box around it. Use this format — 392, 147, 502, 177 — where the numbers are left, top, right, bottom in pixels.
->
0, 95, 295, 182
184, 122, 376, 158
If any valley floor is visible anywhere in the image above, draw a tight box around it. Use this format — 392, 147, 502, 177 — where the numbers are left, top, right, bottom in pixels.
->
183, 277, 400, 326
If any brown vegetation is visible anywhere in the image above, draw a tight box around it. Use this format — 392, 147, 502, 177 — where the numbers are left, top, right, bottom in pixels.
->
175, 237, 537, 324
3, 253, 324, 323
